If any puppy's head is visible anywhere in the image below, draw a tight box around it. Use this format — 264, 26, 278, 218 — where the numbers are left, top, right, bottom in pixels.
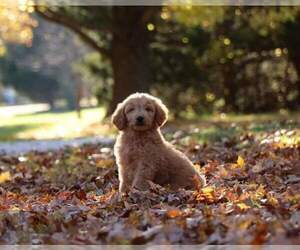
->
111, 93, 168, 131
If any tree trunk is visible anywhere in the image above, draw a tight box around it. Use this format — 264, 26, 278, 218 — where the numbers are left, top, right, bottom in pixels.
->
222, 64, 238, 112
291, 62, 300, 106
282, 15, 300, 107
107, 7, 155, 116
75, 81, 83, 119
287, 55, 300, 106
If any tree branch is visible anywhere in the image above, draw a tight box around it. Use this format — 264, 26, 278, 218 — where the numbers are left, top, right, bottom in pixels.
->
35, 7, 111, 58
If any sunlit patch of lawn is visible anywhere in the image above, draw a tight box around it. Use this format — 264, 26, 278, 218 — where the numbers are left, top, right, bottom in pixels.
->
165, 111, 300, 144
1, 109, 299, 144
0, 107, 108, 141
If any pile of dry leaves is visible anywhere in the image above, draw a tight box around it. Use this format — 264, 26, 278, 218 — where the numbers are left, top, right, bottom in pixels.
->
0, 125, 299, 244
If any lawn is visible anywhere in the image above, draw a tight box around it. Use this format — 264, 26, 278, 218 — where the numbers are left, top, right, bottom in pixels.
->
0, 107, 107, 141
1, 108, 299, 144
164, 111, 300, 146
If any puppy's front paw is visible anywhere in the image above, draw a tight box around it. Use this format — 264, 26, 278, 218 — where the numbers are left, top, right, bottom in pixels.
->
119, 181, 130, 194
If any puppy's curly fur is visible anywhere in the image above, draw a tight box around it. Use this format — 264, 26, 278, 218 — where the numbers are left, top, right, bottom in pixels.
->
112, 93, 206, 193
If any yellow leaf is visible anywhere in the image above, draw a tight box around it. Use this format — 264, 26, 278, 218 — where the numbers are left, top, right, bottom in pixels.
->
268, 196, 279, 207
0, 171, 11, 183
10, 206, 20, 212
237, 156, 245, 168
236, 202, 250, 211
202, 186, 214, 194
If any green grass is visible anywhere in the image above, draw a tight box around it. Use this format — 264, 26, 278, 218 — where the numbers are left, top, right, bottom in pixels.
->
0, 108, 299, 143
166, 111, 300, 144
0, 107, 106, 141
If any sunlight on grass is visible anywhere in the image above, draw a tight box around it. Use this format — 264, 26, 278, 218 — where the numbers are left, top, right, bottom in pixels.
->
167, 111, 300, 144
198, 111, 300, 124
1, 110, 299, 143
0, 108, 106, 141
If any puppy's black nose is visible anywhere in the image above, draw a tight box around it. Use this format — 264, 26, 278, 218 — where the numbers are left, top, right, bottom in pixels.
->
136, 116, 144, 124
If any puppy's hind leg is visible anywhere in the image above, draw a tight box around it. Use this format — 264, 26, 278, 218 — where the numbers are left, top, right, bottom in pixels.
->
119, 179, 130, 193
132, 165, 154, 191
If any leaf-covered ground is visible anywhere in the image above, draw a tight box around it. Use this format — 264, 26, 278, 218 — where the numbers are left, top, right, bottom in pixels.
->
0, 119, 299, 244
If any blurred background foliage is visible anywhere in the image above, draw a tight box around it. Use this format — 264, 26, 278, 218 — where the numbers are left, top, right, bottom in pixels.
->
1, 4, 300, 118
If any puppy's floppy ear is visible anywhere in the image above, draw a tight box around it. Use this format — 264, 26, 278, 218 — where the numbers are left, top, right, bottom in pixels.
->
111, 103, 126, 130
154, 98, 168, 127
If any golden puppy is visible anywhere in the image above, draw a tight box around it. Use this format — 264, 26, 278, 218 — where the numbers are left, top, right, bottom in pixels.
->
112, 93, 206, 193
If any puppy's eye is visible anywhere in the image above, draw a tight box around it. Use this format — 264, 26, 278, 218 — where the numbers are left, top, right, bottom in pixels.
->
126, 108, 134, 113
145, 107, 153, 112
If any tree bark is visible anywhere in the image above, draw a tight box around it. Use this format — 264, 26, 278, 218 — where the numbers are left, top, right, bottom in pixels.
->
107, 7, 156, 115
222, 63, 238, 112
288, 58, 300, 106
282, 15, 300, 107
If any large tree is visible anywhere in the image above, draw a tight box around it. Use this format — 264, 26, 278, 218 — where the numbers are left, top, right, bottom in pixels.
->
35, 6, 160, 115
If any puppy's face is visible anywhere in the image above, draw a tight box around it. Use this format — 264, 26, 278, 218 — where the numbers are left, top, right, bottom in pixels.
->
124, 97, 156, 131
112, 93, 168, 131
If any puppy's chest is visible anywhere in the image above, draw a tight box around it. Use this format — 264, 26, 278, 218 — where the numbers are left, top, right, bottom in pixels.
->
119, 139, 156, 163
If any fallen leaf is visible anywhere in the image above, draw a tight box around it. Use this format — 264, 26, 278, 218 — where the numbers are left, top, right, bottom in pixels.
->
166, 209, 182, 218
236, 202, 250, 211
0, 171, 11, 183
236, 156, 245, 169
202, 186, 214, 194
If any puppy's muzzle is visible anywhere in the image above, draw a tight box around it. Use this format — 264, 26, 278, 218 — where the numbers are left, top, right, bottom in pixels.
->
135, 116, 144, 126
